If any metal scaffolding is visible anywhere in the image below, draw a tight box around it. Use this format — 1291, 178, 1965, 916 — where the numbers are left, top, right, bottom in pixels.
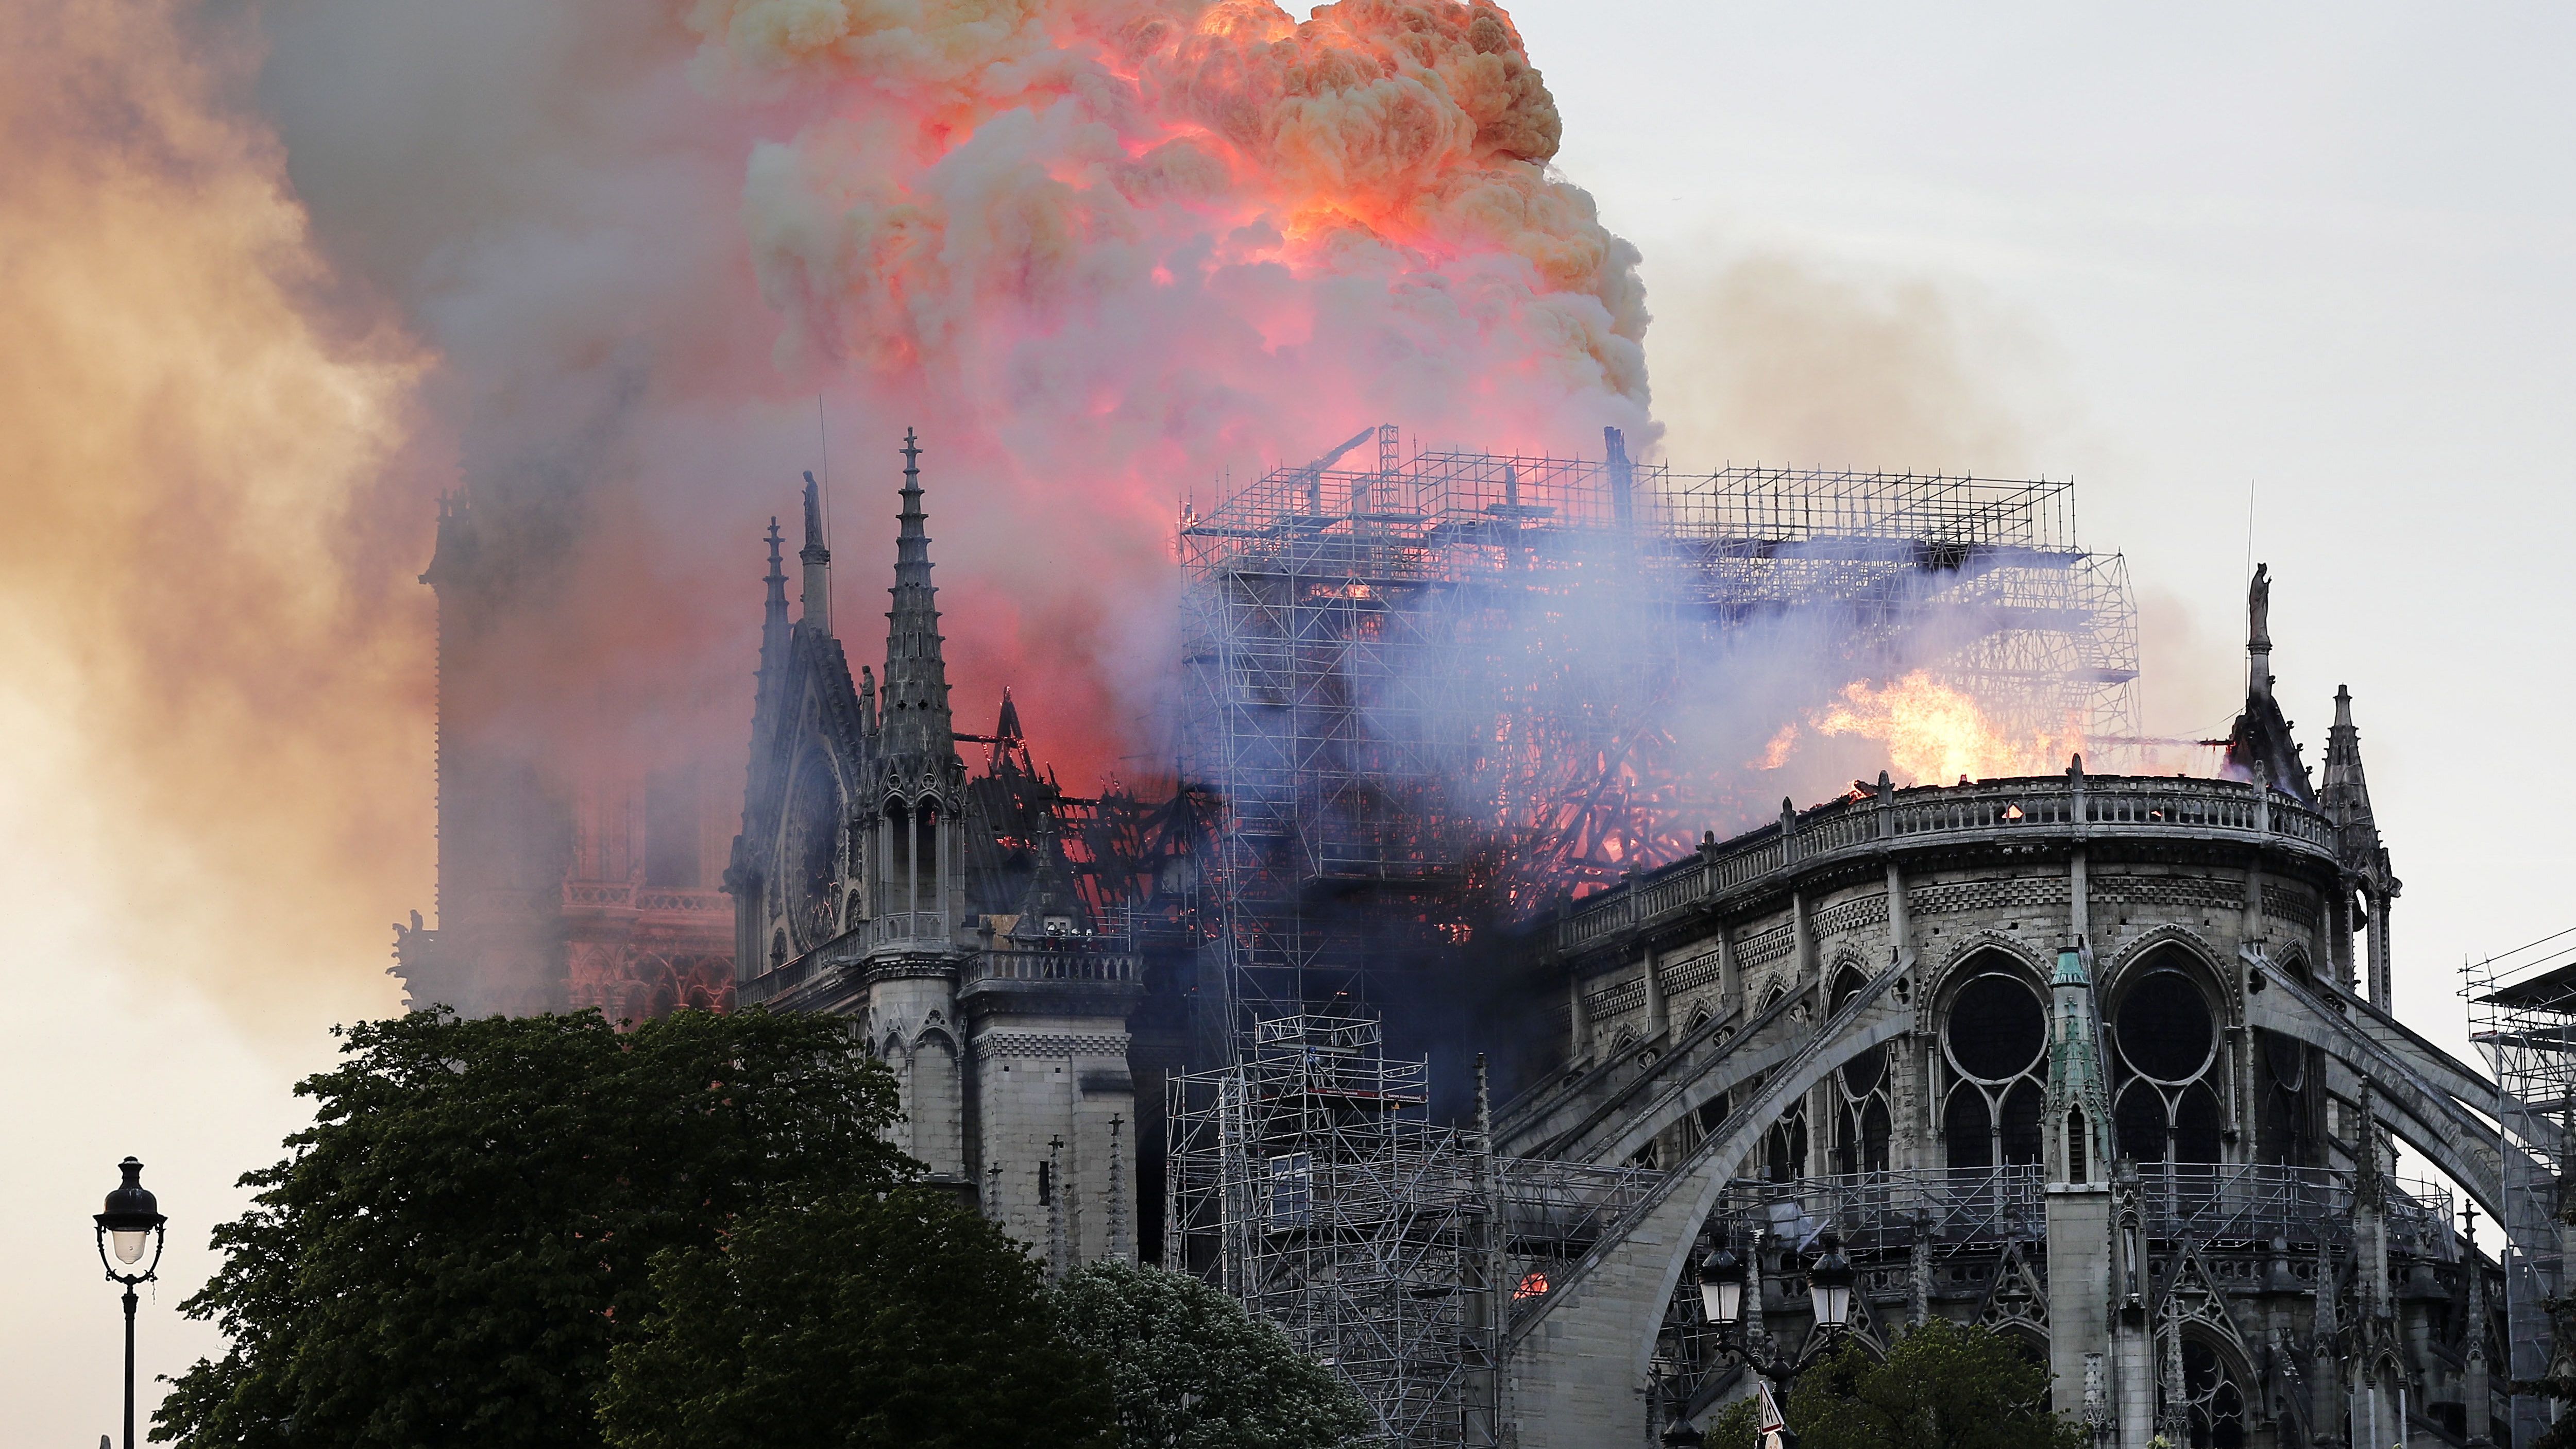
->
1165, 1015, 1659, 1447
1176, 425, 2140, 1034
2469, 926, 2576, 1447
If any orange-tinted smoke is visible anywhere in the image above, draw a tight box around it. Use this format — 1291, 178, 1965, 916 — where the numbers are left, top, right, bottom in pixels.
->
685, 0, 1654, 781
0, 0, 434, 1036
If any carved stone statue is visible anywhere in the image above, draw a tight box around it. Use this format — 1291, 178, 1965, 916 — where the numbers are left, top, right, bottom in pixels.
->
2248, 563, 2271, 648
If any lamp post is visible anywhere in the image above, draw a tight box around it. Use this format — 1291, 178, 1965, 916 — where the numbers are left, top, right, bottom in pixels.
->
95, 1157, 167, 1449
1685, 1226, 1857, 1441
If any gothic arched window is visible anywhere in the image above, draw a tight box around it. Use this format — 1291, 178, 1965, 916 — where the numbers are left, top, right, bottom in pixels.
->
1829, 966, 1891, 1175
2253, 1027, 2316, 1166
783, 749, 842, 951
1766, 1107, 1808, 1184
1941, 958, 2048, 1171
2176, 1338, 2246, 1449
2110, 951, 2227, 1166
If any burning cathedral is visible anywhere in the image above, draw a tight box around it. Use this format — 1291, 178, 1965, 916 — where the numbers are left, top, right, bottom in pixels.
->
398, 425, 2534, 1449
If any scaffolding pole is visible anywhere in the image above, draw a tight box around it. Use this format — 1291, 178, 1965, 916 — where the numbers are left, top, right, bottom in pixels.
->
2469, 926, 2576, 1448
1166, 1015, 1664, 1448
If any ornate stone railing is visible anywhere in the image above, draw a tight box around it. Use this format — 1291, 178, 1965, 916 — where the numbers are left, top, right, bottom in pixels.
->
967, 947, 1140, 985
736, 955, 816, 1007
1713, 1167, 2048, 1256
870, 911, 950, 946
562, 881, 731, 914
1556, 773, 2336, 954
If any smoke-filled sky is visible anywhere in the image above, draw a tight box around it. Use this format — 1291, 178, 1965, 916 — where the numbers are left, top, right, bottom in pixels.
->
6, 2, 2572, 1439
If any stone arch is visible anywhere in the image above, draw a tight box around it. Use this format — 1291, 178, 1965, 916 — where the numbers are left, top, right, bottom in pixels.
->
2168, 1318, 2258, 1449
2269, 939, 2314, 980
632, 952, 731, 1017
1990, 1319, 2051, 1369
779, 741, 847, 953
2102, 925, 2236, 1023
1825, 956, 1894, 1174
2239, 975, 2521, 1240
1594, 984, 1829, 1166
910, 1026, 963, 1170
1506, 965, 1917, 1434
1915, 931, 2049, 1034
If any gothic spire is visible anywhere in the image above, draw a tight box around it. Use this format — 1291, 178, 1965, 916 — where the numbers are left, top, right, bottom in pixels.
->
800, 471, 833, 635
880, 428, 954, 768
759, 515, 789, 676
2321, 685, 2379, 854
763, 515, 787, 608
2045, 942, 2112, 1186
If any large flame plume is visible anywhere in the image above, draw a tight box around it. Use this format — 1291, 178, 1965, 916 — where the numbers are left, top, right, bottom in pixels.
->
1793, 671, 2083, 786
686, 0, 1652, 773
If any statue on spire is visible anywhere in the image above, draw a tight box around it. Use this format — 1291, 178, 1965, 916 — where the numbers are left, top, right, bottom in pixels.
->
2248, 562, 2270, 651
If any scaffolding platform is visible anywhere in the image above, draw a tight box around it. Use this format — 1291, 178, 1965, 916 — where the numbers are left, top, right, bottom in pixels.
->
1177, 425, 2140, 1037
1165, 1014, 1660, 1448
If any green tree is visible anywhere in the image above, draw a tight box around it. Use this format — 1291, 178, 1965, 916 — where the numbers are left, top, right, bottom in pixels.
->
1703, 1320, 2089, 1449
1050, 1260, 1374, 1449
157, 1007, 916, 1448
597, 1189, 1117, 1449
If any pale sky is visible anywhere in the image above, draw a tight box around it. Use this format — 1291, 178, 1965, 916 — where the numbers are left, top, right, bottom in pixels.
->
6, 5, 2571, 1440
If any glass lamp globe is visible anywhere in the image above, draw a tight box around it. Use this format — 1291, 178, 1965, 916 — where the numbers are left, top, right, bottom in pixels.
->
1697, 1245, 1744, 1325
96, 1157, 165, 1268
1807, 1229, 1854, 1330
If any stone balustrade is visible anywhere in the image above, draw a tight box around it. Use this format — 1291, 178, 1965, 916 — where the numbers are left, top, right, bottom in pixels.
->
1557, 773, 2337, 954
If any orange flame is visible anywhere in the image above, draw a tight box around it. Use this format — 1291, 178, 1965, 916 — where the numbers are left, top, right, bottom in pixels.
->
1786, 671, 2080, 786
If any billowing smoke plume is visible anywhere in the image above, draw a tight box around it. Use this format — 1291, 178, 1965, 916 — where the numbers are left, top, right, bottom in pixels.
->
682, 0, 1654, 769
0, 0, 433, 1031
0, 0, 2114, 1031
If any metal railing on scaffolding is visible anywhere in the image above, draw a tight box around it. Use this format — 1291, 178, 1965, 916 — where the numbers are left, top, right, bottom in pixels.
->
1700, 1164, 2451, 1258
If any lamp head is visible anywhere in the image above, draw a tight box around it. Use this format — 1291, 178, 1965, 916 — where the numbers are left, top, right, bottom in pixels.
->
95, 1157, 166, 1268
1807, 1227, 1854, 1331
1697, 1244, 1745, 1325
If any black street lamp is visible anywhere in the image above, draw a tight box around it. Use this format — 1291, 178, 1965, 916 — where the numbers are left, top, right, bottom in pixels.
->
1691, 1227, 1856, 1398
1806, 1231, 1855, 1336
95, 1157, 167, 1449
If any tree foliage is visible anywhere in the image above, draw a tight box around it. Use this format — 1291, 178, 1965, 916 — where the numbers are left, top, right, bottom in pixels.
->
1704, 1320, 2089, 1449
598, 1188, 1117, 1449
1051, 1260, 1374, 1449
157, 1007, 915, 1448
